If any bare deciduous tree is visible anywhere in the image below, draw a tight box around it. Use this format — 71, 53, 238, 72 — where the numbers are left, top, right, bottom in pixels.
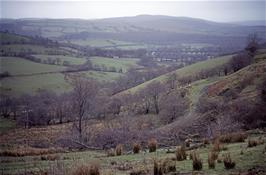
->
143, 81, 165, 114
67, 74, 98, 140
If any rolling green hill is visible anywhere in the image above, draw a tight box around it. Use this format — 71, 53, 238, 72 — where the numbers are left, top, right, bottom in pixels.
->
118, 54, 233, 95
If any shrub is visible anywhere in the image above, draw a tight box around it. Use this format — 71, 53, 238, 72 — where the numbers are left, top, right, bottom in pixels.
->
191, 151, 202, 171
132, 143, 141, 154
148, 138, 157, 153
175, 146, 186, 161
106, 149, 115, 157
115, 144, 123, 156
248, 139, 258, 147
223, 153, 235, 169
72, 163, 100, 175
208, 152, 217, 169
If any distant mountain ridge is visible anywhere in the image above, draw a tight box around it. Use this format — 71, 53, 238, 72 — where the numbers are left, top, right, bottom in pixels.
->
0, 15, 265, 46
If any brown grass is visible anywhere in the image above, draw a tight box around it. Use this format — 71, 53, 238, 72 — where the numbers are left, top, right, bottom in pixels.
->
211, 139, 221, 152
0, 147, 63, 157
175, 146, 186, 161
208, 151, 217, 169
72, 163, 100, 175
218, 132, 247, 143
132, 143, 141, 154
41, 154, 60, 161
148, 138, 157, 153
106, 149, 115, 157
115, 144, 123, 156
153, 158, 176, 175
248, 139, 258, 147
130, 168, 148, 175
223, 153, 235, 169
191, 151, 202, 171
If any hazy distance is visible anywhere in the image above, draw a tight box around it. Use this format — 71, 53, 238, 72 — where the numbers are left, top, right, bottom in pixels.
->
1, 1, 265, 23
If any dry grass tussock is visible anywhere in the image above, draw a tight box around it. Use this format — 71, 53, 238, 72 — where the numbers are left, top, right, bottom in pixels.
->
175, 145, 186, 161
218, 132, 247, 143
208, 151, 218, 169
72, 163, 100, 175
223, 153, 235, 169
132, 143, 141, 154
153, 158, 176, 175
115, 144, 123, 156
148, 138, 157, 153
191, 151, 202, 171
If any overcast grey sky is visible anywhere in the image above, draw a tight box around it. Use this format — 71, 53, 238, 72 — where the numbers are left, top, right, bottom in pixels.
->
1, 1, 265, 22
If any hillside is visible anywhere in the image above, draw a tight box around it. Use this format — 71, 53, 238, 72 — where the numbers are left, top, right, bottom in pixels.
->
159, 54, 266, 136
117, 54, 233, 95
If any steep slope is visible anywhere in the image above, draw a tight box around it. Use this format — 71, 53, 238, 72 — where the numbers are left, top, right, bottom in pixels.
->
159, 57, 266, 136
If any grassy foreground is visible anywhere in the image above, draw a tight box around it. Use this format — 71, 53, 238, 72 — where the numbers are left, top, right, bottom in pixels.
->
0, 133, 265, 175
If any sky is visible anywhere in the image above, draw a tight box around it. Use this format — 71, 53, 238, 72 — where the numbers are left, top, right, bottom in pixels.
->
1, 0, 265, 22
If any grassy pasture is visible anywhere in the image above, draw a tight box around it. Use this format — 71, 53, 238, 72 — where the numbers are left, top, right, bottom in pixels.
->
0, 44, 69, 55
32, 54, 87, 66
0, 73, 71, 96
0, 133, 265, 175
90, 56, 140, 73
0, 57, 66, 75
0, 70, 122, 96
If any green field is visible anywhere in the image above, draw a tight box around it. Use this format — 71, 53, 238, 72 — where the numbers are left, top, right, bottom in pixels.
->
82, 71, 122, 82
0, 57, 66, 75
0, 73, 71, 96
0, 134, 265, 175
32, 55, 87, 66
90, 56, 140, 73
119, 55, 233, 94
0, 44, 69, 55
0, 70, 122, 96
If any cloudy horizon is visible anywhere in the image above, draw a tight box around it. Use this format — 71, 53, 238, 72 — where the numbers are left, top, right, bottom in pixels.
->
1, 1, 265, 23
